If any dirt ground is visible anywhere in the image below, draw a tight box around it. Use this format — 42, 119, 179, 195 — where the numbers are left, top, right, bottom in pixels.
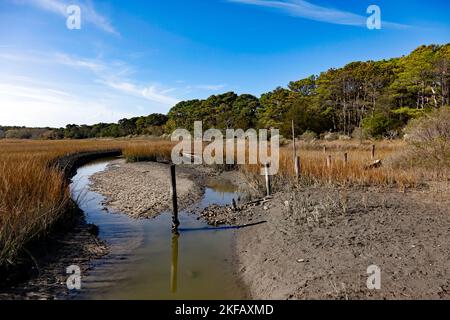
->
0, 217, 107, 300
90, 159, 204, 218
227, 185, 450, 300
98, 161, 450, 300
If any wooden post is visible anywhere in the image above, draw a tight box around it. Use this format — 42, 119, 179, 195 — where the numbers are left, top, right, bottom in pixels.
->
170, 164, 180, 231
323, 146, 327, 154
371, 144, 376, 160
327, 155, 332, 168
264, 163, 272, 197
344, 153, 348, 167
170, 232, 179, 293
292, 120, 299, 178
295, 156, 301, 179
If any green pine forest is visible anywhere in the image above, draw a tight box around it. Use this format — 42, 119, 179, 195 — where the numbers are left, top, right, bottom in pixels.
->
1, 44, 449, 140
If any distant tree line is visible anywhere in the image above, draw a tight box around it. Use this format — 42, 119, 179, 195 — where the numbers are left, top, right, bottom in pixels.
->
60, 113, 168, 139
1, 44, 449, 140
0, 114, 168, 140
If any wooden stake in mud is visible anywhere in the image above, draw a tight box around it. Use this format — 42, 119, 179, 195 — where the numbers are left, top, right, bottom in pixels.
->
170, 164, 180, 231
232, 198, 238, 211
295, 156, 301, 179
371, 144, 376, 160
292, 120, 299, 178
264, 163, 272, 197
344, 153, 348, 167
327, 155, 332, 169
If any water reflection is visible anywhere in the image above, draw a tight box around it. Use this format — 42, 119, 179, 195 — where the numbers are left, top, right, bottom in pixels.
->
71, 160, 246, 300
170, 232, 179, 294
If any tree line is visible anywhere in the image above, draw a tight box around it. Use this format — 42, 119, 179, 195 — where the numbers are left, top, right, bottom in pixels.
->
165, 44, 450, 139
0, 114, 168, 140
1, 44, 449, 140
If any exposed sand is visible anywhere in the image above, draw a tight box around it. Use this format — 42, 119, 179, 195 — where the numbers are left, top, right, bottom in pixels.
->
232, 187, 450, 300
90, 159, 203, 218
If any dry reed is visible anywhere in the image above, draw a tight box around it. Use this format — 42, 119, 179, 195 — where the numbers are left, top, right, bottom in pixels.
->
0, 138, 167, 267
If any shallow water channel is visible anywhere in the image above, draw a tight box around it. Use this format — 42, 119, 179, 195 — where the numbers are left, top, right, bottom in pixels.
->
70, 159, 246, 300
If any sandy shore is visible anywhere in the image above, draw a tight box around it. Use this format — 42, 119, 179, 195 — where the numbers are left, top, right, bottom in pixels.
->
90, 159, 203, 218
232, 186, 450, 300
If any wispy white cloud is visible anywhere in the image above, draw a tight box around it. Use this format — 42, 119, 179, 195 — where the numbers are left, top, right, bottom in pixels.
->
53, 52, 105, 72
178, 83, 227, 94
0, 48, 184, 126
227, 0, 407, 28
0, 49, 181, 106
13, 0, 119, 35
102, 80, 180, 106
191, 84, 227, 91
46, 53, 180, 105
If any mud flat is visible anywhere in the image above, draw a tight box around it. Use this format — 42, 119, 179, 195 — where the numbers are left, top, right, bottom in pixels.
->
231, 186, 450, 300
89, 159, 203, 218
0, 215, 107, 300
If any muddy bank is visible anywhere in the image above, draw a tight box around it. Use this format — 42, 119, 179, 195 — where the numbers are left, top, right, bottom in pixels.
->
0, 213, 107, 300
0, 151, 120, 299
227, 186, 450, 300
89, 159, 204, 218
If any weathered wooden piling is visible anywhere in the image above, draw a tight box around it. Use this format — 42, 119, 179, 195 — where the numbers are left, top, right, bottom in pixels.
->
327, 155, 332, 168
232, 198, 237, 211
292, 120, 299, 178
170, 164, 180, 231
264, 163, 272, 197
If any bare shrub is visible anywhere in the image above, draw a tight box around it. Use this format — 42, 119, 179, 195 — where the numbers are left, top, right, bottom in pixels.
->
300, 130, 317, 142
402, 108, 450, 168
323, 132, 339, 141
351, 127, 365, 141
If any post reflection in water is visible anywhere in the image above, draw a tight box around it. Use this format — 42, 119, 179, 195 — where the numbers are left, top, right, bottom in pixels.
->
71, 161, 246, 299
170, 231, 179, 294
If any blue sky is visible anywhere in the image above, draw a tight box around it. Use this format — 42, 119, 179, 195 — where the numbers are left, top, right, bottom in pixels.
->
1, 0, 449, 127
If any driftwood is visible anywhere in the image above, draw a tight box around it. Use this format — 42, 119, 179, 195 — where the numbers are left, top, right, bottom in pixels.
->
365, 160, 382, 170
242, 196, 272, 206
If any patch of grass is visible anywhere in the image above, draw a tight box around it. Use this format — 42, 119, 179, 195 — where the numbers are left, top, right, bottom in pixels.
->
123, 141, 175, 163
240, 140, 418, 194
122, 138, 420, 189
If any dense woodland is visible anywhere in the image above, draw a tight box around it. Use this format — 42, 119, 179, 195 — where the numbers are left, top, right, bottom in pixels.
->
1, 44, 449, 140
